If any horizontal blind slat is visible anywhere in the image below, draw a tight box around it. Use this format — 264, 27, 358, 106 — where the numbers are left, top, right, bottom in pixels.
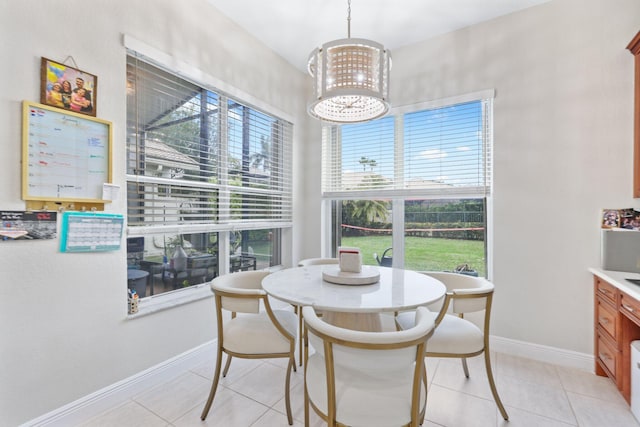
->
322, 98, 492, 197
126, 53, 293, 234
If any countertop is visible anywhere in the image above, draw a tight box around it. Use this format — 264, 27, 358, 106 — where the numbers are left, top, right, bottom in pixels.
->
589, 267, 640, 301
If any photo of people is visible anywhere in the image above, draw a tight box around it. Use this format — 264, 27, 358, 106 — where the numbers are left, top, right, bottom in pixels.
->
602, 208, 640, 230
40, 57, 97, 116
602, 209, 620, 228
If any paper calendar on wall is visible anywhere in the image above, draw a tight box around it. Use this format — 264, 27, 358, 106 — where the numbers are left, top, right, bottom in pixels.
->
60, 212, 123, 253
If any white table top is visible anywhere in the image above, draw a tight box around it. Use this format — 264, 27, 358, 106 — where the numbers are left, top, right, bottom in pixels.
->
262, 265, 446, 313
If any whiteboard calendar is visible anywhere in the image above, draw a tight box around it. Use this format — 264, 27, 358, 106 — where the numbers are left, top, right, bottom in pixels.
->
22, 101, 112, 205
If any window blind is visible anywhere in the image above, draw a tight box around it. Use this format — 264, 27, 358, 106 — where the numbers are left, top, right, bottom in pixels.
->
225, 100, 293, 225
322, 97, 492, 199
126, 54, 292, 233
403, 99, 492, 197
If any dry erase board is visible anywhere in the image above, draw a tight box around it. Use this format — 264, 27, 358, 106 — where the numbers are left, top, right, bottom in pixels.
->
22, 101, 112, 208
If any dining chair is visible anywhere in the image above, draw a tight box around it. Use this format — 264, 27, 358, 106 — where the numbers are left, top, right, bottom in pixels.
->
294, 257, 339, 366
394, 271, 509, 421
200, 270, 297, 424
302, 305, 435, 427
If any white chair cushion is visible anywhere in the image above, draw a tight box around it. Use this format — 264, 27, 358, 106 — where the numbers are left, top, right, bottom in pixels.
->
395, 311, 437, 332
305, 352, 426, 427
223, 309, 297, 354
396, 311, 484, 355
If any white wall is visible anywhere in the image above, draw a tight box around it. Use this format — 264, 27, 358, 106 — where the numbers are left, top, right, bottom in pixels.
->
300, 0, 640, 351
304, 0, 640, 355
0, 1, 309, 425
3, 0, 640, 424
404, 0, 640, 352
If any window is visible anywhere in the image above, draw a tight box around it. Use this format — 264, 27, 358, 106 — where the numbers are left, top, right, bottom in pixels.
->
323, 92, 493, 276
126, 53, 293, 299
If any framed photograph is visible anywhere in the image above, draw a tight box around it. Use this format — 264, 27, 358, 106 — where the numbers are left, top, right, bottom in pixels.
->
602, 209, 621, 228
40, 57, 97, 116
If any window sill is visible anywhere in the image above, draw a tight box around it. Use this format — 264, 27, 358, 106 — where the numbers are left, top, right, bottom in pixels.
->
127, 283, 213, 319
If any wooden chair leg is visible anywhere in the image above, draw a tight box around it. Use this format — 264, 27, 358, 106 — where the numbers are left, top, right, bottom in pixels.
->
304, 323, 310, 427
461, 357, 470, 378
419, 361, 428, 425
298, 306, 304, 366
222, 354, 233, 377
304, 382, 310, 427
201, 347, 224, 420
484, 350, 509, 420
285, 356, 294, 425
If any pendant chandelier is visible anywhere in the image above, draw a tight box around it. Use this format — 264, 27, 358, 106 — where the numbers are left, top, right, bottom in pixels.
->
307, 0, 391, 123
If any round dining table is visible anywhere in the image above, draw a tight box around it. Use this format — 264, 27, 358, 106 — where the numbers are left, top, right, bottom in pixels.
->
262, 265, 446, 332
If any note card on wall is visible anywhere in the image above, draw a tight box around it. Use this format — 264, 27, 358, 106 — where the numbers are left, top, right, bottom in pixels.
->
60, 212, 123, 253
22, 101, 112, 207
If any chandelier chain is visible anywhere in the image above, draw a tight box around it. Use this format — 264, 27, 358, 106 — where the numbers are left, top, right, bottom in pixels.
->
347, 0, 351, 38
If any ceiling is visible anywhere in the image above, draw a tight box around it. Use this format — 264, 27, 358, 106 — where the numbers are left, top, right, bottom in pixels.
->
207, 0, 550, 72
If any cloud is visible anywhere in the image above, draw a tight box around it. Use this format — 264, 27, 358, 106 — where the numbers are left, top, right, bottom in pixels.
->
420, 149, 447, 160
456, 146, 471, 151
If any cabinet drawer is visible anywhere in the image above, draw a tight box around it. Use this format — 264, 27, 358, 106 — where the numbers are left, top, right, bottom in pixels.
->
597, 298, 618, 341
621, 292, 640, 326
597, 333, 618, 378
595, 277, 617, 306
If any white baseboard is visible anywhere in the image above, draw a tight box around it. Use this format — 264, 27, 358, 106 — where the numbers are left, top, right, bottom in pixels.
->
490, 335, 594, 373
23, 336, 594, 426
22, 341, 215, 427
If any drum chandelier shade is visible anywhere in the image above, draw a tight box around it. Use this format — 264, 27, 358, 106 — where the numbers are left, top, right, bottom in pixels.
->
307, 1, 391, 123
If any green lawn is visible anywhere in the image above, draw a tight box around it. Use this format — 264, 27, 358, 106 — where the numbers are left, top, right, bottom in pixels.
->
341, 235, 485, 276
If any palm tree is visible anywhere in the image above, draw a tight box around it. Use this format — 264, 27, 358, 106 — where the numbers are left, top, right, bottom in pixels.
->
359, 156, 378, 171
359, 156, 369, 171
350, 199, 389, 223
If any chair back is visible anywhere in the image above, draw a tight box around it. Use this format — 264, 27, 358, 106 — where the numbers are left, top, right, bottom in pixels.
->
306, 309, 433, 370
415, 272, 508, 421
189, 254, 216, 269
188, 254, 217, 282
421, 271, 493, 315
303, 306, 434, 426
202, 269, 297, 423
297, 257, 339, 267
211, 270, 270, 314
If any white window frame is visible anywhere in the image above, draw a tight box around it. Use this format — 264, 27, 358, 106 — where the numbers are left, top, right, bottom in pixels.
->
321, 90, 494, 276
123, 35, 293, 315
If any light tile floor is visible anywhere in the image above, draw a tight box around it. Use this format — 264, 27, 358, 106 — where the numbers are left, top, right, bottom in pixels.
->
77, 349, 640, 427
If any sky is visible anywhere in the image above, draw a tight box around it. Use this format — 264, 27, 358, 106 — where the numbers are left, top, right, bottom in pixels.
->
339, 100, 485, 187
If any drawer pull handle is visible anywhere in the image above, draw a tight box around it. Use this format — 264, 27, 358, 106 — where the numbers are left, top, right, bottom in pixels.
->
599, 288, 611, 296
599, 317, 609, 324
623, 304, 636, 313
599, 352, 612, 361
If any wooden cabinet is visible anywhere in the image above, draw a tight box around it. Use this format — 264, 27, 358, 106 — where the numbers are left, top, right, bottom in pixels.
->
597, 333, 618, 377
627, 31, 640, 197
596, 276, 617, 306
597, 297, 617, 339
594, 275, 640, 403
594, 276, 622, 389
621, 292, 640, 325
